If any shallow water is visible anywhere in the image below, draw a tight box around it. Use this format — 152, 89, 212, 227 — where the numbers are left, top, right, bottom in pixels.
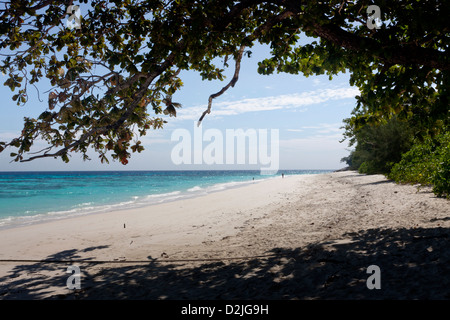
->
0, 170, 331, 229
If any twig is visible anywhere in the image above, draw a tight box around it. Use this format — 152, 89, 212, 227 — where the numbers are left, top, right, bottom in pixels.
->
197, 9, 295, 125
197, 45, 245, 126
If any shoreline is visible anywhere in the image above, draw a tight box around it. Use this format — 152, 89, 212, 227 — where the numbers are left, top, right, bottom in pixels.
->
0, 173, 306, 260
1, 171, 449, 299
0, 173, 278, 231
0, 170, 329, 231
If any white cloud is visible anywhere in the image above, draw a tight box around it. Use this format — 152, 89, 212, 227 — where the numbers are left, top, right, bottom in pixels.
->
281, 135, 345, 152
174, 87, 359, 121
281, 123, 347, 153
301, 123, 344, 134
279, 134, 349, 169
286, 129, 304, 132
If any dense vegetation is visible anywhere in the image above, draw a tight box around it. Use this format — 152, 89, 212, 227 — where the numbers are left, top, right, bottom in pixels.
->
341, 116, 414, 175
341, 117, 449, 198
389, 131, 450, 198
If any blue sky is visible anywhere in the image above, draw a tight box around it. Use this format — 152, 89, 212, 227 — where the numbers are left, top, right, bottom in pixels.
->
0, 43, 358, 171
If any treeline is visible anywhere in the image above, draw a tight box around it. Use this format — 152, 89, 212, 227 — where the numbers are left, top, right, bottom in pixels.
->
341, 116, 450, 199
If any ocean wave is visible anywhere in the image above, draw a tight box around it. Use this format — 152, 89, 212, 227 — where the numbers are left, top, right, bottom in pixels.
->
145, 191, 181, 199
187, 186, 203, 192
0, 174, 279, 230
206, 178, 265, 192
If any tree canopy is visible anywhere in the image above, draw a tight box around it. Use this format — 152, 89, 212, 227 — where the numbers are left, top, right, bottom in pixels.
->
0, 0, 448, 164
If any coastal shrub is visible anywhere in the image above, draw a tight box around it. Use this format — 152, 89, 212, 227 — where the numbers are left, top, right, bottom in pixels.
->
388, 137, 437, 186
341, 117, 414, 174
358, 161, 378, 174
389, 131, 450, 198
432, 143, 450, 198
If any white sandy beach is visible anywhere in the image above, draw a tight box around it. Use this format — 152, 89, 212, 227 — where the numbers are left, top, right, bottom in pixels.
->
1, 171, 449, 299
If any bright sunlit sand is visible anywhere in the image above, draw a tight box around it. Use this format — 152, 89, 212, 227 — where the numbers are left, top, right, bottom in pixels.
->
1, 171, 449, 299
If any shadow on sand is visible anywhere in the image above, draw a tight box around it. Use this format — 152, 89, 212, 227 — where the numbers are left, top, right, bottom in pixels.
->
1, 227, 449, 300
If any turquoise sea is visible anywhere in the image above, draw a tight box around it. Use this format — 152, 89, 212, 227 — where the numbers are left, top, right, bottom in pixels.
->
0, 170, 331, 229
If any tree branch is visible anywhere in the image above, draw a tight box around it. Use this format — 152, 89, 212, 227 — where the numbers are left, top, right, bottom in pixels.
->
309, 22, 449, 71
198, 9, 295, 125
19, 44, 183, 162
198, 45, 245, 126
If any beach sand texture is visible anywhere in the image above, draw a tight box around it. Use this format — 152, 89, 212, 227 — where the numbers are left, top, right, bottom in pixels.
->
0, 171, 449, 299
